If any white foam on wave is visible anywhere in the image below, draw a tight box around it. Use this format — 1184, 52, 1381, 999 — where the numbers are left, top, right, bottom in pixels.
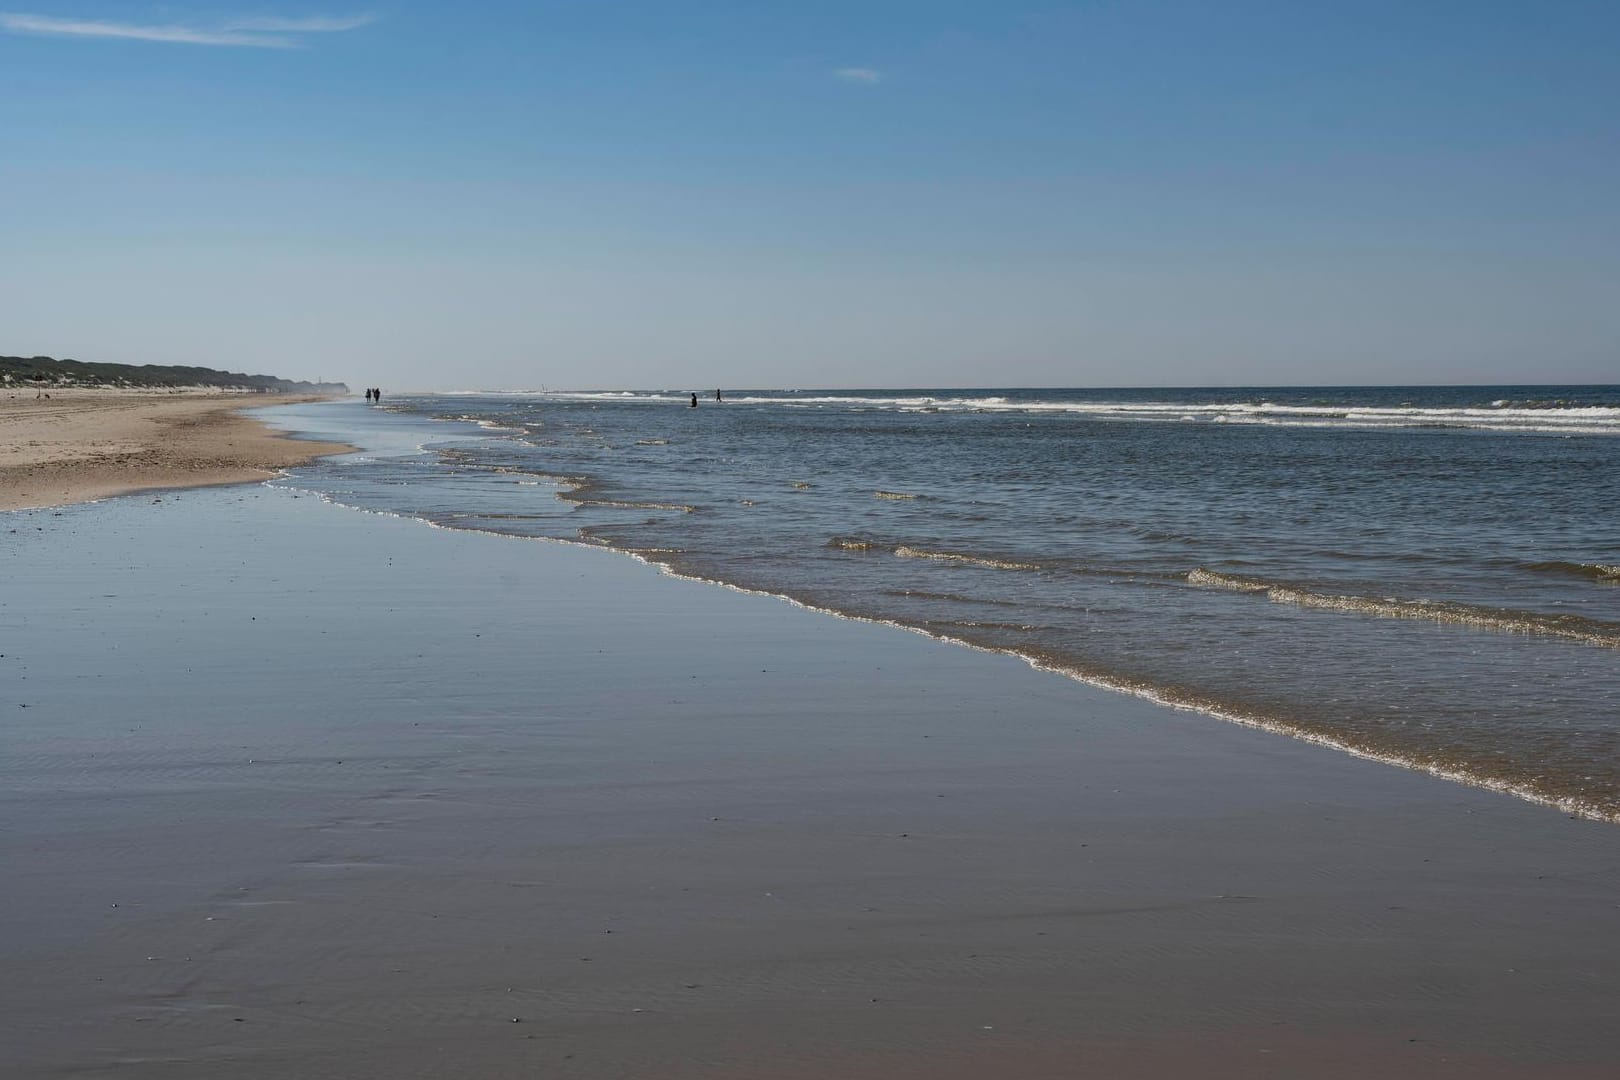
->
1186, 568, 1620, 648
429, 390, 1620, 436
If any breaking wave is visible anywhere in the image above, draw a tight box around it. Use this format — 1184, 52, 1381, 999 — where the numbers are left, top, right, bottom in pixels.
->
1187, 568, 1620, 648
472, 389, 1620, 436
1523, 560, 1620, 584
894, 546, 1045, 571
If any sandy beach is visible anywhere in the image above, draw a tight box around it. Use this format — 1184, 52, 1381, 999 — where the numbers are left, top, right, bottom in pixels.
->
0, 388, 354, 511
2, 403, 1618, 1079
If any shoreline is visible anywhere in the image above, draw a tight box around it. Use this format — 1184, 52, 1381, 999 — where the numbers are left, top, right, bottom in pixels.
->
642, 560, 1620, 824
0, 388, 355, 511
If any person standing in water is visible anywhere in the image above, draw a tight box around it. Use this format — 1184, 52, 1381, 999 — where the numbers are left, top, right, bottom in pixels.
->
715, 389, 722, 402
690, 393, 698, 408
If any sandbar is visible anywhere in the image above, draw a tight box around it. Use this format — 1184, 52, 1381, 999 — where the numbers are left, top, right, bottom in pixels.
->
0, 388, 354, 510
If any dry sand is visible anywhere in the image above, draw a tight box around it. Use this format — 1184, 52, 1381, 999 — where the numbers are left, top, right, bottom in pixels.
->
0, 388, 354, 510
3, 465, 1618, 1080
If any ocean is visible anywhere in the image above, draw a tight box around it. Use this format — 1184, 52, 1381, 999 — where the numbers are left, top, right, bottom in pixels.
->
277, 386, 1620, 820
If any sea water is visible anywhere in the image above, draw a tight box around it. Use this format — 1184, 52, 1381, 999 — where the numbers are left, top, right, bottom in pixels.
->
276, 386, 1620, 819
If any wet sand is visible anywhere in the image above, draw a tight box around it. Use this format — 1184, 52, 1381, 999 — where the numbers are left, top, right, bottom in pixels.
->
3, 479, 1618, 1078
0, 389, 353, 510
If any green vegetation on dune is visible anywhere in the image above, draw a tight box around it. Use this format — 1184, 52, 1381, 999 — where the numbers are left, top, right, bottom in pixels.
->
2, 354, 348, 394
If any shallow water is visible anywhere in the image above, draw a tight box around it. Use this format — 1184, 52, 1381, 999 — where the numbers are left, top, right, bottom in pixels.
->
274, 386, 1620, 819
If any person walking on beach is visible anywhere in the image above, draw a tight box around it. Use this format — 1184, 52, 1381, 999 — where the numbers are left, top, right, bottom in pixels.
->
690, 393, 698, 408
715, 388, 723, 402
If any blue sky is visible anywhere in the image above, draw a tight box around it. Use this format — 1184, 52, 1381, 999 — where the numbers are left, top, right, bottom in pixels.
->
2, 1, 1616, 390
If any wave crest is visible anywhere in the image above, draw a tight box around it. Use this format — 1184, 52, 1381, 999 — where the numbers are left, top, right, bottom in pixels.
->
1524, 560, 1620, 584
894, 546, 1044, 571
1187, 568, 1620, 647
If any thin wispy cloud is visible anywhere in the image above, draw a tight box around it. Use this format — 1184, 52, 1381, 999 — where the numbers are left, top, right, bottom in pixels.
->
225, 14, 373, 33
0, 11, 374, 48
833, 67, 883, 84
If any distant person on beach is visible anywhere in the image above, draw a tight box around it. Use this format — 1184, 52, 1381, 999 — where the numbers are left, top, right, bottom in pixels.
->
715, 389, 722, 402
690, 393, 698, 408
